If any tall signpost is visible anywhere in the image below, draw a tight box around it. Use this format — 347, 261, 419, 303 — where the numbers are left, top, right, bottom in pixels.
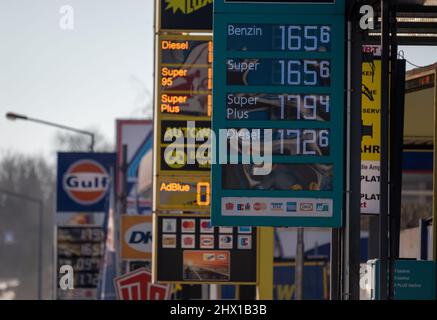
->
212, 0, 346, 228
212, 0, 346, 300
152, 1, 258, 298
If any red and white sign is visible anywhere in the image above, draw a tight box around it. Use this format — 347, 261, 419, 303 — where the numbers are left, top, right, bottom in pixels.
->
114, 268, 170, 300
63, 159, 110, 205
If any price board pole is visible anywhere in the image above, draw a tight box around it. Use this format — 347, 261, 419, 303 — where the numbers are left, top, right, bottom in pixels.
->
256, 227, 273, 300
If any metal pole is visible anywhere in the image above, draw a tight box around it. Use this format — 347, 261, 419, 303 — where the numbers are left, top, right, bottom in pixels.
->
379, 0, 391, 301
38, 200, 43, 300
343, 8, 362, 300
295, 227, 304, 300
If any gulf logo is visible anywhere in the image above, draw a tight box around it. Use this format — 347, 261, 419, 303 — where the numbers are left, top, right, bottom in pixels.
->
63, 159, 110, 205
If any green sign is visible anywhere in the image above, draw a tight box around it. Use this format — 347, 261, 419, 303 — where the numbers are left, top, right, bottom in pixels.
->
372, 259, 436, 300
211, 0, 346, 227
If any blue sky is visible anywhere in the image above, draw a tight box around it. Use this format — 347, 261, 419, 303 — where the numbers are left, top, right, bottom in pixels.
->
0, 0, 436, 160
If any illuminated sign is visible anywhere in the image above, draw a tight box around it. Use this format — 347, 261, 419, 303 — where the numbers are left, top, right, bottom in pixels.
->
211, 0, 345, 227
155, 176, 210, 212
156, 35, 212, 121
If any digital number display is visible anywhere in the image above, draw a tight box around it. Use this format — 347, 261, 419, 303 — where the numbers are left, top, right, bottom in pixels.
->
57, 227, 104, 291
74, 272, 100, 288
228, 128, 330, 156
58, 228, 104, 243
160, 93, 211, 117
58, 257, 101, 271
227, 24, 331, 52
222, 163, 333, 191
226, 93, 330, 121
227, 58, 331, 86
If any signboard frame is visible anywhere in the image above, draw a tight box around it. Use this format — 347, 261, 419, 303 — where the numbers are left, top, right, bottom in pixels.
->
152, 213, 258, 285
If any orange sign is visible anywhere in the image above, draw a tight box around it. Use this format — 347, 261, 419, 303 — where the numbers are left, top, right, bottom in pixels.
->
120, 215, 153, 260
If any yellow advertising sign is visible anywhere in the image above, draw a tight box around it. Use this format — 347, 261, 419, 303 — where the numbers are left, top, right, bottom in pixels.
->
120, 215, 153, 260
361, 59, 381, 214
361, 60, 381, 162
154, 175, 210, 212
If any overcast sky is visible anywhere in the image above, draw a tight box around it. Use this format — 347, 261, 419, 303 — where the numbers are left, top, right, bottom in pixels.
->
0, 0, 154, 161
1, 0, 436, 161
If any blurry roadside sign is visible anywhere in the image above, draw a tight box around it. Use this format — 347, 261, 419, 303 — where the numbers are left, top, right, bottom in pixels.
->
56, 152, 116, 212
157, 0, 213, 32
369, 259, 436, 300
120, 215, 153, 260
56, 226, 105, 300
116, 120, 153, 214
211, 0, 346, 227
114, 268, 170, 300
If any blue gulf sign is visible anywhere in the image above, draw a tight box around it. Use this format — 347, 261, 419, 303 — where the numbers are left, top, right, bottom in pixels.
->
57, 152, 116, 212
211, 0, 346, 227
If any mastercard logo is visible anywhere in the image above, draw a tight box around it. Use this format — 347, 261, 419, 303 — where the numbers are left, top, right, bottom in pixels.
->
182, 220, 195, 229
63, 160, 110, 205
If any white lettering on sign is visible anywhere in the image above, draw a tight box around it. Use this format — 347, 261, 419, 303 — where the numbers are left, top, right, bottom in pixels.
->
228, 25, 263, 37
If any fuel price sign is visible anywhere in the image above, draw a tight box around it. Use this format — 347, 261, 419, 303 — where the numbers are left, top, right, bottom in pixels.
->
212, 0, 345, 227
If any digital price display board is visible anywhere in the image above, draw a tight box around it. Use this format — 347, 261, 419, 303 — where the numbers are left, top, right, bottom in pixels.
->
157, 35, 212, 121
153, 214, 257, 284
56, 227, 105, 299
212, 0, 345, 227
155, 35, 212, 176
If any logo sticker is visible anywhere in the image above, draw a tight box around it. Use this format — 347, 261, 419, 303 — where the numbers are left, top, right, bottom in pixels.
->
200, 235, 214, 249
253, 202, 267, 211
162, 234, 177, 249
219, 235, 233, 249
200, 219, 214, 233
316, 203, 329, 212
237, 235, 252, 250
225, 203, 234, 211
63, 159, 110, 205
181, 234, 195, 249
286, 202, 297, 212
270, 202, 284, 211
219, 227, 233, 234
162, 219, 177, 233
181, 219, 196, 233
238, 227, 252, 234
300, 203, 314, 212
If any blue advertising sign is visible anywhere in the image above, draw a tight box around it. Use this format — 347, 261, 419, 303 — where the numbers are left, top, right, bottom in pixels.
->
57, 152, 116, 212
212, 0, 345, 227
